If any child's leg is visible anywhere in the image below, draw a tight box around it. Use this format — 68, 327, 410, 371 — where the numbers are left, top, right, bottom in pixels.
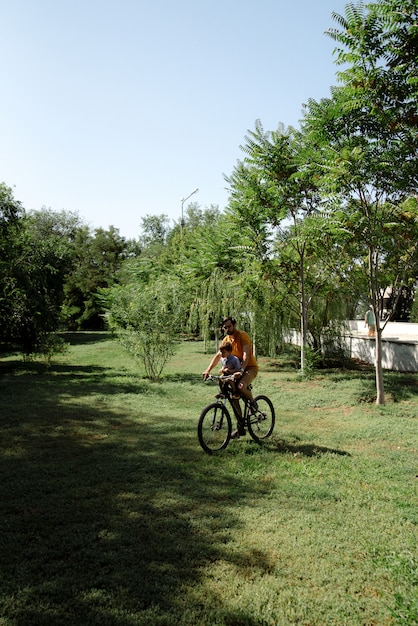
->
231, 380, 240, 399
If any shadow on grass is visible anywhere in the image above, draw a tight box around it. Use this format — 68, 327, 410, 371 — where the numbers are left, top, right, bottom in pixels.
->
347, 371, 418, 403
383, 372, 418, 402
61, 331, 113, 345
270, 439, 351, 457
0, 362, 169, 408
0, 362, 272, 625
240, 436, 350, 458
52, 363, 153, 396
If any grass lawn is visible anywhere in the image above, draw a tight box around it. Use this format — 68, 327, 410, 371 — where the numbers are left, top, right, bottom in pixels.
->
0, 333, 416, 626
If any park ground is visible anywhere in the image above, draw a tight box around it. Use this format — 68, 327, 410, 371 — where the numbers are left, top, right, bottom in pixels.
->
0, 333, 416, 625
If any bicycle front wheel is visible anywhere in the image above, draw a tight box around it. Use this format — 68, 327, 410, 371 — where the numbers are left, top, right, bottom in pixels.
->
198, 402, 232, 454
247, 395, 275, 442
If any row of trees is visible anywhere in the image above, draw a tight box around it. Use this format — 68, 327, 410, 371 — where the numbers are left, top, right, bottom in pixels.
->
1, 0, 417, 405
0, 186, 141, 354
103, 0, 418, 403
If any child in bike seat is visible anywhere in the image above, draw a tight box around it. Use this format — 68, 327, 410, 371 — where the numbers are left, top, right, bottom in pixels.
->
218, 342, 242, 399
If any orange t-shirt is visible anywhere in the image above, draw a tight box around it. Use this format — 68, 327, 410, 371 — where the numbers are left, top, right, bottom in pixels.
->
220, 329, 258, 369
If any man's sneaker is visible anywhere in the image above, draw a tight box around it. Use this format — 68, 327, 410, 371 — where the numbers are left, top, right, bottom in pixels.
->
215, 393, 225, 399
231, 428, 246, 439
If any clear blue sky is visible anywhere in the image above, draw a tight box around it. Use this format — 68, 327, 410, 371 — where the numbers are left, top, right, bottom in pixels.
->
1, 0, 349, 239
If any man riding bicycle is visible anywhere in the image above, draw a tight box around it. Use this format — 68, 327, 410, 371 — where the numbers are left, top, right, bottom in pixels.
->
202, 316, 258, 438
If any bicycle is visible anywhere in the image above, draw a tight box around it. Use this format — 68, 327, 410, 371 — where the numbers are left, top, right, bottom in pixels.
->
198, 374, 275, 454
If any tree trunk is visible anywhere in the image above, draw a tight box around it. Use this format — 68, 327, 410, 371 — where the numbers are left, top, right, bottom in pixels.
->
369, 248, 385, 404
375, 327, 385, 404
300, 307, 306, 374
300, 256, 308, 374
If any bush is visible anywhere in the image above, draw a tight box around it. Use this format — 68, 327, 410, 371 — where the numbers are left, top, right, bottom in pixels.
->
102, 278, 187, 380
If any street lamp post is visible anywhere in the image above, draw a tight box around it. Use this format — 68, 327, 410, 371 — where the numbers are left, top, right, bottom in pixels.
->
180, 188, 199, 234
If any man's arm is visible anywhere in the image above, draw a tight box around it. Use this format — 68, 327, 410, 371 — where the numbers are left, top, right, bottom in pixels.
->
241, 344, 250, 370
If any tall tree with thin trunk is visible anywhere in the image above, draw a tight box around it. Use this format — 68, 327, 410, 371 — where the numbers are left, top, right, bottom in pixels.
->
301, 0, 418, 403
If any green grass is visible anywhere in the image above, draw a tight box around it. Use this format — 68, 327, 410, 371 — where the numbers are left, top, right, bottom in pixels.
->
0, 333, 417, 625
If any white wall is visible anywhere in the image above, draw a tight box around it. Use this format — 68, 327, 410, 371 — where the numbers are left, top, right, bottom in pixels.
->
345, 321, 418, 372
343, 334, 418, 372
284, 322, 418, 372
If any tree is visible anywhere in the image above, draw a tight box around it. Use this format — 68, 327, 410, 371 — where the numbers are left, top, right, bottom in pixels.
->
224, 121, 348, 372
178, 206, 261, 350
302, 0, 418, 403
16, 209, 83, 352
62, 226, 128, 330
0, 195, 84, 354
102, 274, 189, 381
138, 214, 172, 250
0, 183, 26, 346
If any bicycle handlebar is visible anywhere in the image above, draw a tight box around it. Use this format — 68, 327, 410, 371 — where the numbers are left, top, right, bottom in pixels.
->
205, 374, 239, 383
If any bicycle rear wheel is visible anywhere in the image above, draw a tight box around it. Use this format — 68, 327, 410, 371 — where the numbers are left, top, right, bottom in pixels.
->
198, 402, 232, 454
247, 395, 275, 442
